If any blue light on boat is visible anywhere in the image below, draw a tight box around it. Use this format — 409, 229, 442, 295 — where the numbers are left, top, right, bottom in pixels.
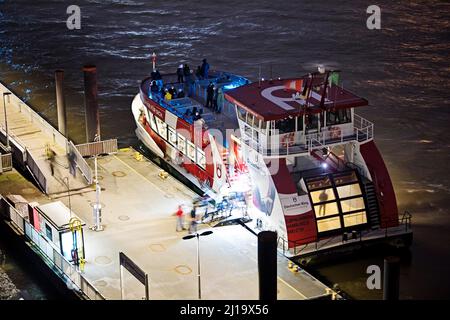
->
223, 83, 239, 90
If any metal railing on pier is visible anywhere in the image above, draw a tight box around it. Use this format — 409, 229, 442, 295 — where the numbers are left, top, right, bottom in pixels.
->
75, 139, 118, 157
0, 195, 105, 300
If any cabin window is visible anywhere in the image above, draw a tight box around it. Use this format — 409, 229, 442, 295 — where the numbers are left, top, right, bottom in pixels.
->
343, 211, 367, 227
168, 126, 177, 147
155, 117, 167, 140
261, 121, 267, 131
147, 110, 157, 132
306, 171, 368, 236
336, 184, 362, 199
177, 135, 186, 154
317, 216, 341, 233
197, 148, 206, 169
310, 188, 336, 203
305, 113, 319, 131
326, 109, 351, 126
187, 141, 196, 162
45, 224, 53, 241
237, 106, 246, 121
313, 202, 340, 218
246, 113, 254, 127
340, 197, 365, 213
275, 118, 295, 134
296, 116, 303, 131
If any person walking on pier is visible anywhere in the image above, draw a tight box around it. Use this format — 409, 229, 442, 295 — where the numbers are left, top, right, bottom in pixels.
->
189, 204, 198, 233
175, 205, 186, 232
47, 147, 56, 176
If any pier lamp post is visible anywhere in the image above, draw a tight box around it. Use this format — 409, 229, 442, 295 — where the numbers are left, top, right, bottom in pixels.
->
91, 133, 103, 231
183, 230, 213, 300
2, 92, 11, 151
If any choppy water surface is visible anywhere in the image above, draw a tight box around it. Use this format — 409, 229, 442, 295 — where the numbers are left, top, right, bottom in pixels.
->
0, 0, 449, 299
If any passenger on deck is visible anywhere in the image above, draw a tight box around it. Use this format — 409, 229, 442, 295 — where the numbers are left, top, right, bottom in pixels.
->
164, 89, 172, 101
177, 88, 185, 98
177, 64, 184, 83
150, 80, 159, 93
212, 86, 219, 112
216, 87, 224, 113
168, 85, 176, 97
183, 64, 191, 79
205, 82, 214, 108
195, 66, 202, 79
200, 59, 209, 79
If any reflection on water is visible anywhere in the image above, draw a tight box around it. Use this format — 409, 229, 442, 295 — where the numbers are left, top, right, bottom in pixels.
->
0, 0, 449, 299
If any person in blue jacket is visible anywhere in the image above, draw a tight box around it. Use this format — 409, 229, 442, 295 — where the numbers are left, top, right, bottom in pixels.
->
200, 58, 209, 79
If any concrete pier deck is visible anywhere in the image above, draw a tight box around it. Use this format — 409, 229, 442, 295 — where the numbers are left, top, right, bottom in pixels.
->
1, 147, 332, 300
0, 82, 89, 194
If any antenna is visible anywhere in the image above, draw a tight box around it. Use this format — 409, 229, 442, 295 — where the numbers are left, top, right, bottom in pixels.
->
258, 66, 262, 88
269, 64, 273, 83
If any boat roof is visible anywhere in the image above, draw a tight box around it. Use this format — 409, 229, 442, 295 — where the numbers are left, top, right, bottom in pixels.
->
224, 76, 368, 121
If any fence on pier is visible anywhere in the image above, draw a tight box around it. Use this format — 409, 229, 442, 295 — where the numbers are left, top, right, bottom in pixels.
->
75, 139, 118, 157
0, 195, 105, 300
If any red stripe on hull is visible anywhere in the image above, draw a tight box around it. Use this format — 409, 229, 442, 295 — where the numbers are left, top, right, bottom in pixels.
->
360, 140, 399, 227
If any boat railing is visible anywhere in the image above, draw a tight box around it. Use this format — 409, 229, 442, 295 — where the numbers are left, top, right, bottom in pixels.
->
277, 211, 412, 257
240, 113, 374, 157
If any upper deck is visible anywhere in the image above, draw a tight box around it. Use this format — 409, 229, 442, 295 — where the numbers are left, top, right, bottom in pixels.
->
139, 71, 249, 136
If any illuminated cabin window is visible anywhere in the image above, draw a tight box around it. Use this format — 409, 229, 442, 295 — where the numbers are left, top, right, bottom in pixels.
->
306, 170, 369, 235
333, 171, 358, 186
307, 176, 332, 191
317, 216, 341, 233
340, 197, 365, 213
343, 211, 367, 227
337, 183, 362, 198
177, 135, 186, 154
155, 117, 167, 140
168, 126, 177, 147
313, 202, 339, 218
310, 188, 335, 203
197, 148, 206, 169
187, 141, 196, 162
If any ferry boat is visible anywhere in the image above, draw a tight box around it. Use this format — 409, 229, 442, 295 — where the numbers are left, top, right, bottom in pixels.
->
131, 62, 412, 261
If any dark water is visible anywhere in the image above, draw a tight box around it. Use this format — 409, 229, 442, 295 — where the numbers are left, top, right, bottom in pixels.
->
0, 0, 449, 299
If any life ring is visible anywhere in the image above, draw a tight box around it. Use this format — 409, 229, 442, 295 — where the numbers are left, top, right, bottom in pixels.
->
329, 126, 341, 139
281, 133, 295, 148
